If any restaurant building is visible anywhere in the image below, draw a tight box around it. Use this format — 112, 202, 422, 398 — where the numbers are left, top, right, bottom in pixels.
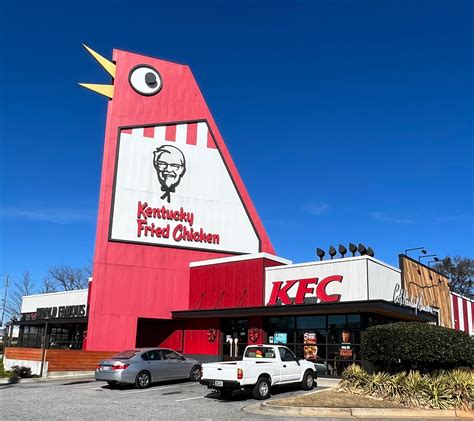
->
12, 252, 472, 375
12, 289, 88, 350
7, 46, 473, 376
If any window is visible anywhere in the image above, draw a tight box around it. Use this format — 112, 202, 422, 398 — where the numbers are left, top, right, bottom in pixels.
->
347, 315, 361, 329
296, 316, 326, 330
142, 350, 161, 361
161, 349, 182, 360
278, 347, 297, 362
244, 347, 275, 358
112, 350, 139, 359
268, 317, 295, 332
328, 315, 346, 329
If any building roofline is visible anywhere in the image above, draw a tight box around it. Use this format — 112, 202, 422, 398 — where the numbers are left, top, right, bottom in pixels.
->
189, 252, 292, 268
265, 255, 400, 273
22, 289, 88, 299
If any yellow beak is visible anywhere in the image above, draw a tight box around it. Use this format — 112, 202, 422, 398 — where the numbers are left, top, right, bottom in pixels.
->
79, 44, 116, 99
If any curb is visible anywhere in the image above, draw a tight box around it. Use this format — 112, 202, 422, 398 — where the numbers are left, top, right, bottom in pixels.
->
0, 373, 94, 384
260, 402, 474, 418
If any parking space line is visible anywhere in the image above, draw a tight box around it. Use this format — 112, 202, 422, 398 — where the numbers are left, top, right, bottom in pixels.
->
119, 385, 180, 395
118, 383, 201, 395
175, 396, 205, 402
73, 384, 102, 389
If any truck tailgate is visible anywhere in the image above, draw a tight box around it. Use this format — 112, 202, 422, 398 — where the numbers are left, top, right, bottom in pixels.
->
202, 362, 240, 381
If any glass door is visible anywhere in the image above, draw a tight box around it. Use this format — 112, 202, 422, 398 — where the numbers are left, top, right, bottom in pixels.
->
221, 319, 248, 360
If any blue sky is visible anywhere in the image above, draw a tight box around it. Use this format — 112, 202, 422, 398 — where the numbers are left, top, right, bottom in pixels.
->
0, 0, 472, 291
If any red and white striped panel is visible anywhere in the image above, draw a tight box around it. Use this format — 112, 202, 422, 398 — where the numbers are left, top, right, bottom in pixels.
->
121, 122, 216, 149
450, 292, 473, 336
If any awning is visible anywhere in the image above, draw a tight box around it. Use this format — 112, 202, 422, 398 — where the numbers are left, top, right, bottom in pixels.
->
172, 300, 437, 322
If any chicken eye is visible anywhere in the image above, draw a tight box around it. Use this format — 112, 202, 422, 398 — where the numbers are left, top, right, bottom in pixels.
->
128, 65, 162, 96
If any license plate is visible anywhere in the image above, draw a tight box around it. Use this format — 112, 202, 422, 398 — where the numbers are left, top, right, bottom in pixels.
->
214, 380, 223, 387
102, 366, 111, 371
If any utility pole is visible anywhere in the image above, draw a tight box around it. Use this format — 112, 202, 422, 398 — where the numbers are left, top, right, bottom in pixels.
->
1, 274, 9, 327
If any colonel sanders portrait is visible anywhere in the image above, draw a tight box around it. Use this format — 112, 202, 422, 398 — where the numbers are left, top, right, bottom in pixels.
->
153, 145, 186, 203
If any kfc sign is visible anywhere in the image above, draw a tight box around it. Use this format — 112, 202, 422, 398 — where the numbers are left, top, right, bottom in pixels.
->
266, 276, 343, 305
110, 121, 260, 253
265, 256, 403, 306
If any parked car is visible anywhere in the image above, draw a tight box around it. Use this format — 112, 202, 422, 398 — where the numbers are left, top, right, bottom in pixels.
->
314, 360, 334, 376
95, 348, 201, 388
200, 344, 317, 400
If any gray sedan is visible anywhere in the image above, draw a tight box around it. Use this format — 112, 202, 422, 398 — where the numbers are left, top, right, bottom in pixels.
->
95, 348, 201, 388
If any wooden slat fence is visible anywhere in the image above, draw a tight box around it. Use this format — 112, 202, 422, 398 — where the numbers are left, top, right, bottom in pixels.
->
5, 347, 42, 361
4, 347, 115, 372
45, 350, 115, 371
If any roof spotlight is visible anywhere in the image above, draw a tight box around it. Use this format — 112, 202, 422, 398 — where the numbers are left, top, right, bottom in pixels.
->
316, 248, 325, 261
328, 246, 337, 259
358, 243, 367, 255
405, 247, 426, 256
366, 247, 375, 257
338, 244, 347, 258
349, 243, 357, 256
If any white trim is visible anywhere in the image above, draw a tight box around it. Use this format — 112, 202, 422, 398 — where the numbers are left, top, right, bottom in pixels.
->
458, 296, 465, 332
264, 255, 401, 273
21, 289, 88, 299
450, 291, 474, 303
467, 299, 473, 336
450, 293, 455, 329
189, 253, 292, 267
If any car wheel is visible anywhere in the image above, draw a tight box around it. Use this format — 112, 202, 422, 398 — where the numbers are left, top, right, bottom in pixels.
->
189, 365, 201, 382
252, 377, 271, 400
219, 388, 233, 399
301, 370, 315, 391
135, 371, 151, 389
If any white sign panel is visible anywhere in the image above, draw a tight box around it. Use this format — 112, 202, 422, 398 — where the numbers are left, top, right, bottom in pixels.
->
110, 121, 260, 253
264, 256, 401, 306
21, 289, 88, 313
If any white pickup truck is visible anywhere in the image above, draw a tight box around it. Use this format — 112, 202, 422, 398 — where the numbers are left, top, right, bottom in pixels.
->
200, 344, 317, 400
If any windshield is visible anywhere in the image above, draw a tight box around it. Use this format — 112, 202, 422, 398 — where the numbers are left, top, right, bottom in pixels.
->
111, 350, 139, 359
244, 347, 276, 359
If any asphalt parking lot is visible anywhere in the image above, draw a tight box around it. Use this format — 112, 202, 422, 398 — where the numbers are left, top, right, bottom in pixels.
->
0, 377, 335, 420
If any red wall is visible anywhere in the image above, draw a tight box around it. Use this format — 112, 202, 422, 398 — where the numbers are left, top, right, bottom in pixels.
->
86, 49, 274, 351
189, 258, 284, 310
183, 318, 221, 355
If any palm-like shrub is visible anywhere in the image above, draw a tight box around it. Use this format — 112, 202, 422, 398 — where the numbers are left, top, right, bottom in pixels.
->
340, 364, 474, 410
340, 363, 368, 392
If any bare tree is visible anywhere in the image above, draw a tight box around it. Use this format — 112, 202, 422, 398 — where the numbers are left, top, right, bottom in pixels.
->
47, 265, 89, 291
434, 256, 473, 298
83, 260, 93, 279
41, 276, 58, 294
6, 271, 36, 317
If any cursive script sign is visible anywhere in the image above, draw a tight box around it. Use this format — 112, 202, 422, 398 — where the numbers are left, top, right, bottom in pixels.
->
393, 284, 436, 314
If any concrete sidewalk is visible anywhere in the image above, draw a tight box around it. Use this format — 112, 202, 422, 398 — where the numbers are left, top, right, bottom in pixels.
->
0, 371, 94, 384
258, 402, 473, 418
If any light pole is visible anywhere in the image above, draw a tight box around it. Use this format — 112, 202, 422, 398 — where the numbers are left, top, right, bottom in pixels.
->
40, 317, 50, 378
405, 247, 426, 256
1, 274, 10, 328
4, 321, 10, 348
419, 254, 437, 262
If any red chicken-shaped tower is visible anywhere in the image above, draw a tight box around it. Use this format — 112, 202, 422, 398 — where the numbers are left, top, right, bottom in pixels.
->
80, 46, 274, 351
